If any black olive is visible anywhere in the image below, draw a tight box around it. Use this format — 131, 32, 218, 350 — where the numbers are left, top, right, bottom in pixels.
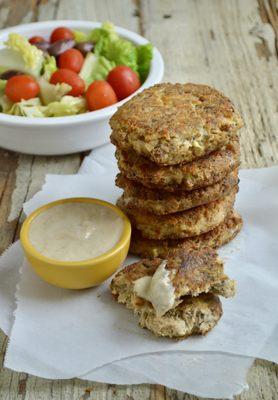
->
0, 70, 25, 80
48, 39, 75, 57
74, 41, 94, 56
33, 41, 50, 53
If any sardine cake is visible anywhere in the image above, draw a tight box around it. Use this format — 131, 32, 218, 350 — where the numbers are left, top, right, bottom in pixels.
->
129, 210, 243, 258
111, 248, 235, 305
110, 83, 243, 166
110, 248, 234, 339
112, 266, 223, 339
116, 169, 239, 215
115, 137, 240, 192
117, 190, 236, 240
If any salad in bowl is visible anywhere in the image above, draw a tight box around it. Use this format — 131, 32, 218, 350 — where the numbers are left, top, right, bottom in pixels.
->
0, 22, 153, 117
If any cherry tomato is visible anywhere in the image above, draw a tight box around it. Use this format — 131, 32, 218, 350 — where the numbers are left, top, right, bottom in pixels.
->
58, 48, 84, 73
50, 69, 85, 97
86, 80, 117, 111
29, 36, 45, 45
107, 66, 140, 100
50, 27, 74, 43
5, 75, 39, 103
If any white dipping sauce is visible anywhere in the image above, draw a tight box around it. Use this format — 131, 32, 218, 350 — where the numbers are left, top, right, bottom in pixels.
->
29, 202, 124, 262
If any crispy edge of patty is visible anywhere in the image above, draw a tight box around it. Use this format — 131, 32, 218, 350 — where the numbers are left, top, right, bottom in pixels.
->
115, 137, 240, 192
116, 169, 239, 215
110, 83, 243, 166
129, 210, 243, 258
117, 190, 236, 240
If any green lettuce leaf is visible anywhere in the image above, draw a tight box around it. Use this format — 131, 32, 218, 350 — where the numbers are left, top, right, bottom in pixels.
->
7, 98, 45, 117
136, 43, 153, 82
73, 30, 89, 43
4, 96, 87, 117
0, 79, 7, 95
79, 53, 115, 86
38, 78, 71, 105
5, 33, 44, 76
44, 96, 87, 117
93, 36, 109, 56
41, 55, 57, 81
90, 21, 118, 43
0, 80, 10, 113
91, 22, 119, 57
90, 22, 138, 73
103, 38, 138, 72
89, 22, 153, 77
0, 95, 13, 113
0, 66, 8, 74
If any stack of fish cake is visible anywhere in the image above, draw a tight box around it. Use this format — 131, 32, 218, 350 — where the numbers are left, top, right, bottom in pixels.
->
110, 83, 243, 258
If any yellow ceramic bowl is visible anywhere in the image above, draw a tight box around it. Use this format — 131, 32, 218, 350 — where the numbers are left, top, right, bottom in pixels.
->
20, 198, 131, 289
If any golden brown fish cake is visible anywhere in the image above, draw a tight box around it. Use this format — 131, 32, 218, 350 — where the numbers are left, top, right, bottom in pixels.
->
117, 191, 236, 240
137, 294, 223, 339
115, 137, 240, 192
110, 248, 234, 339
110, 83, 243, 166
130, 211, 243, 258
116, 169, 239, 215
110, 248, 235, 306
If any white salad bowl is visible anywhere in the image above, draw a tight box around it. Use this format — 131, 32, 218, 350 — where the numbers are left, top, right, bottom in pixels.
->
0, 20, 164, 155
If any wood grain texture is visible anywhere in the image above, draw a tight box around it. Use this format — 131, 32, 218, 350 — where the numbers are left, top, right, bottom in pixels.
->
0, 0, 277, 399
140, 0, 278, 169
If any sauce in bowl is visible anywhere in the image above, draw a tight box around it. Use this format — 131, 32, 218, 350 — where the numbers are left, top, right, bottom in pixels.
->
28, 202, 124, 262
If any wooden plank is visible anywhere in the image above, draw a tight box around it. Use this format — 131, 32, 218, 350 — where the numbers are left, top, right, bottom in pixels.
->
0, 150, 23, 251
0, 0, 277, 399
54, 0, 140, 28
0, 0, 35, 28
140, 0, 278, 169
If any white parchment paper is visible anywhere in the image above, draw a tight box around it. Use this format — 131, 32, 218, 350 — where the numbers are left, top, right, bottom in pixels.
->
1, 144, 278, 398
0, 242, 253, 399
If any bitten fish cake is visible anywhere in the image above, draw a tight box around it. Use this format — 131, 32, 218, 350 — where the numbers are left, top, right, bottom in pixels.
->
110, 83, 243, 166
129, 211, 243, 258
117, 191, 236, 240
115, 137, 240, 192
116, 169, 239, 215
110, 248, 235, 339
111, 248, 235, 305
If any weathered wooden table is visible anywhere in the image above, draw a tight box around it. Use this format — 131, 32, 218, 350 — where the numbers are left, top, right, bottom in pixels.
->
0, 0, 277, 398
